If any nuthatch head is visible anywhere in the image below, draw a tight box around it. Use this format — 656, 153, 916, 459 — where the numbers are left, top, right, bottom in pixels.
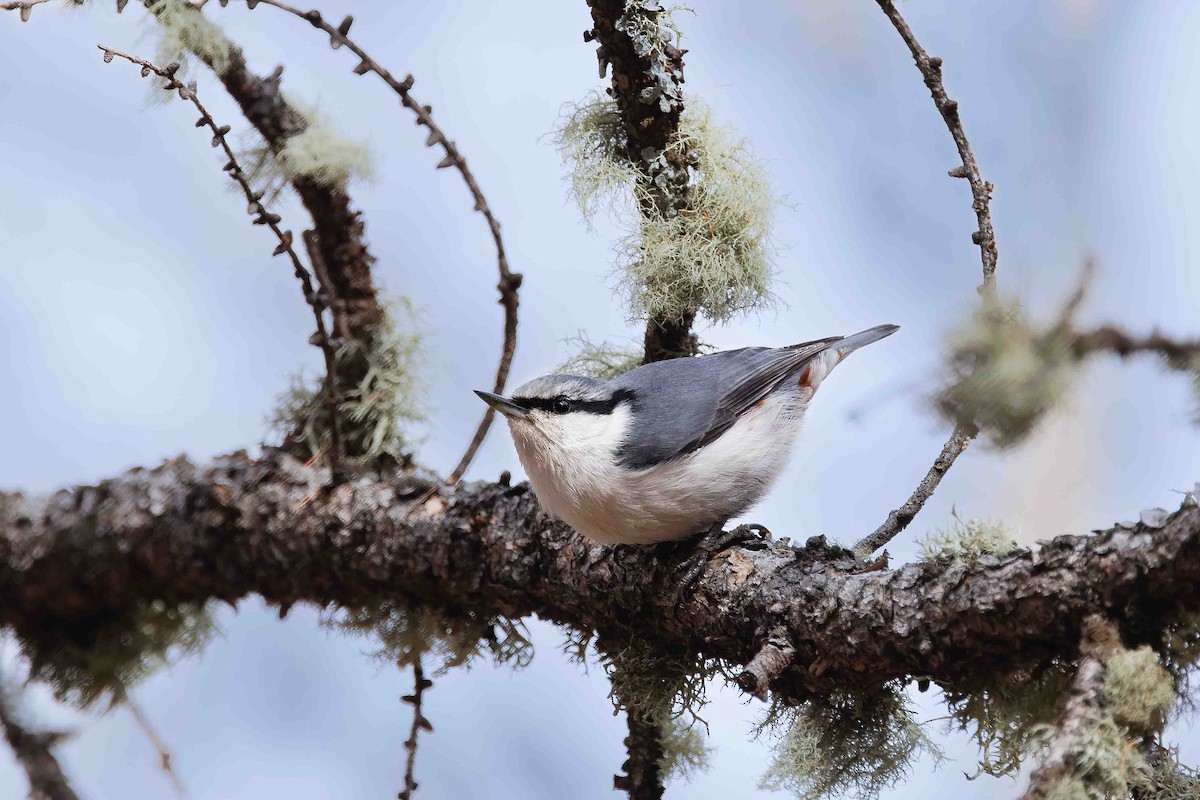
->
476, 324, 898, 545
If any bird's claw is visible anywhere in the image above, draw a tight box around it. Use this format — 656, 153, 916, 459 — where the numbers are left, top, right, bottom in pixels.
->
670, 522, 772, 613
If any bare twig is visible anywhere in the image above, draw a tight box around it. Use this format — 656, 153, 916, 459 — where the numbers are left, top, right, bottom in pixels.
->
853, 423, 976, 556
118, 688, 189, 799
859, 1, 1003, 555
0, 0, 50, 22
398, 657, 432, 800
237, 0, 521, 483
0, 675, 80, 800
99, 45, 345, 476
873, 0, 997, 294
1018, 616, 1119, 800
1072, 326, 1200, 363
736, 628, 797, 701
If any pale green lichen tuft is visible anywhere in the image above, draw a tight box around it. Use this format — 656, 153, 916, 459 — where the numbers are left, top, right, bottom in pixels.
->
147, 0, 232, 76
1103, 646, 1175, 734
1132, 749, 1200, 800
558, 334, 643, 379
602, 638, 722, 728
279, 99, 374, 189
935, 297, 1078, 449
555, 95, 776, 326
244, 96, 374, 196
758, 683, 944, 800
1163, 352, 1200, 425
271, 297, 424, 464
1028, 709, 1146, 800
322, 600, 532, 674
942, 661, 1073, 779
19, 600, 215, 709
919, 514, 1019, 564
658, 716, 713, 783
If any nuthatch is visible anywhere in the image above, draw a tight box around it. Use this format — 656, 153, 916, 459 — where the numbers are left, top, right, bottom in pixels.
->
476, 325, 898, 545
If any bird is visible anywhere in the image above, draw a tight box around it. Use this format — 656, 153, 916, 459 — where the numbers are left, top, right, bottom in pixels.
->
475, 324, 898, 547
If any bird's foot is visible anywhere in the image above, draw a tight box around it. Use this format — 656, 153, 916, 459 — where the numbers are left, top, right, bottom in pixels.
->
671, 523, 772, 612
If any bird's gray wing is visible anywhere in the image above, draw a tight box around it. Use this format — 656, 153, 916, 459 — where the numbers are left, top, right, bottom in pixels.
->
673, 337, 841, 456
613, 337, 841, 468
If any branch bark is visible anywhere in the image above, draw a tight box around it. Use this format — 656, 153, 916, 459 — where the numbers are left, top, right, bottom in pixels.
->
0, 677, 80, 800
2, 453, 1198, 705
586, 0, 700, 364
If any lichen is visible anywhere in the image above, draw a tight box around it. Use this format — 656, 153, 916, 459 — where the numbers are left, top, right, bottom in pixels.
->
942, 661, 1073, 779
658, 716, 713, 783
321, 600, 532, 674
271, 296, 424, 464
1102, 646, 1174, 735
18, 600, 215, 709
758, 683, 944, 800
602, 638, 722, 728
935, 297, 1077, 449
558, 334, 643, 379
919, 514, 1019, 564
614, 1, 690, 113
555, 95, 776, 326
1163, 351, 1200, 425
147, 0, 232, 76
1133, 748, 1200, 800
1028, 709, 1145, 800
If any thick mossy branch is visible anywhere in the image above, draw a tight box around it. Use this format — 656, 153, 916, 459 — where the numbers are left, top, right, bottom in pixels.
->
556, 96, 775, 326
919, 515, 1018, 565
271, 297, 423, 463
322, 600, 532, 675
14, 600, 214, 709
559, 334, 643, 379
936, 297, 1077, 449
758, 684, 943, 800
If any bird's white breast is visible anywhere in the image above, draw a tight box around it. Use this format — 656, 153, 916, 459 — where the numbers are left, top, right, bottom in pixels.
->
509, 389, 811, 545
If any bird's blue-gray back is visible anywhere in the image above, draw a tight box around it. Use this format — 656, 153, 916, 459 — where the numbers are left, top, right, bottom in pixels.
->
612, 340, 837, 469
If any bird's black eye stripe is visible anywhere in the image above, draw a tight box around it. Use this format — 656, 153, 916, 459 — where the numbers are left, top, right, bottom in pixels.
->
513, 389, 635, 415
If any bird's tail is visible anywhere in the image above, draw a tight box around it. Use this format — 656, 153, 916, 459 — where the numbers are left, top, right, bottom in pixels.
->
833, 324, 900, 359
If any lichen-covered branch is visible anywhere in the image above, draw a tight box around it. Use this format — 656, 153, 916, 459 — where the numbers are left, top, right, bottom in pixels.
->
239, 0, 522, 483
0, 676, 80, 800
614, 709, 666, 799
1071, 326, 1200, 363
585, 0, 698, 363
2, 453, 1198, 707
1017, 618, 1115, 800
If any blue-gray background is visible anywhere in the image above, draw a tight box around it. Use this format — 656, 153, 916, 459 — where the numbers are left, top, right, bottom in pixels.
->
2, 0, 1199, 797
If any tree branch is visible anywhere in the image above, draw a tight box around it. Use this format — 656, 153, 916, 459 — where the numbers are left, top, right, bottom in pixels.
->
398, 657, 431, 800
2, 453, 1198, 706
0, 676, 80, 800
613, 708, 665, 799
1017, 617, 1118, 800
861, 0, 1003, 554
586, 0, 699, 364
238, 0, 523, 483
99, 45, 347, 475
1071, 326, 1200, 363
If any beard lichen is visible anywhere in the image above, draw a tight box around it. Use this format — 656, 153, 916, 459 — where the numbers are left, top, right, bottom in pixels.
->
321, 600, 532, 674
918, 514, 1019, 565
942, 661, 1074, 779
757, 683, 943, 800
1102, 646, 1175, 735
935, 296, 1078, 449
555, 94, 776, 327
17, 600, 215, 709
271, 297, 424, 464
558, 333, 643, 379
146, 0, 233, 77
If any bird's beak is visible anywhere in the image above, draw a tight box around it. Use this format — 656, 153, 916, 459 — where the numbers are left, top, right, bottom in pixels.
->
474, 390, 529, 420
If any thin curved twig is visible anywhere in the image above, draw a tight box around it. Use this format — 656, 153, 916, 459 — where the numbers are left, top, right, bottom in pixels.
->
0, 0, 51, 21
398, 656, 432, 800
239, 0, 521, 483
98, 45, 345, 476
856, 2, 1001, 555
118, 688, 189, 799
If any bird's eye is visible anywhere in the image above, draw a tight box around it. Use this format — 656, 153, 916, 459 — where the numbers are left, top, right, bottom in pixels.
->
552, 397, 572, 414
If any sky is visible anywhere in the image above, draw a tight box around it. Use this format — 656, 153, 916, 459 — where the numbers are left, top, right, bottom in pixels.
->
2, 0, 1199, 798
